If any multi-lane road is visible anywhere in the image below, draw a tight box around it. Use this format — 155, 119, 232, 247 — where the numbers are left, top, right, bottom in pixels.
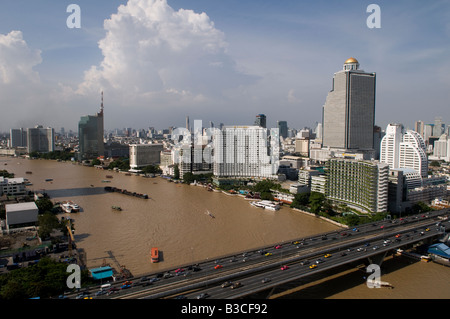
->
67, 209, 449, 299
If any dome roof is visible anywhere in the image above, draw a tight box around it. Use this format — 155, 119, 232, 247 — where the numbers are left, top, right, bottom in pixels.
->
344, 57, 359, 64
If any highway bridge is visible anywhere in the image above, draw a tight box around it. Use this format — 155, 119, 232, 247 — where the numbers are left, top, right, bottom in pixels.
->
69, 209, 449, 300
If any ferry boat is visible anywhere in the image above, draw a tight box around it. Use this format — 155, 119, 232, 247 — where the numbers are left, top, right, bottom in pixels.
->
151, 247, 159, 263
60, 201, 80, 213
112, 206, 122, 211
250, 200, 280, 211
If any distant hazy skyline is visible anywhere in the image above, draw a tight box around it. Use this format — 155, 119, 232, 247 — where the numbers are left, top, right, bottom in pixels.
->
0, 0, 449, 132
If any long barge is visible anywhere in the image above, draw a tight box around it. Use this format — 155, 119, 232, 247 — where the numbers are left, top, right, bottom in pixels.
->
104, 186, 148, 199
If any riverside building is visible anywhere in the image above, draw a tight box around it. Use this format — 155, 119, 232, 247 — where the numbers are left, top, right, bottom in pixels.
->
26, 125, 55, 154
129, 144, 164, 169
78, 93, 105, 161
212, 126, 279, 184
324, 158, 389, 213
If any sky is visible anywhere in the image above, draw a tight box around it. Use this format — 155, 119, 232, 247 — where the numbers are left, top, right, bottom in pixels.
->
0, 0, 449, 133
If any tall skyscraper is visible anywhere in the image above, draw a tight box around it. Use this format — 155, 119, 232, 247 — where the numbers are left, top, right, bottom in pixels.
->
27, 126, 55, 153
78, 92, 105, 160
322, 58, 376, 151
414, 120, 425, 137
254, 114, 266, 128
10, 128, 27, 148
277, 121, 288, 139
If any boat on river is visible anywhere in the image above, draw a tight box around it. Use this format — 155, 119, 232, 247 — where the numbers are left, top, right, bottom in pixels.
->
112, 206, 122, 211
61, 201, 80, 213
151, 247, 159, 263
250, 200, 280, 211
205, 210, 215, 218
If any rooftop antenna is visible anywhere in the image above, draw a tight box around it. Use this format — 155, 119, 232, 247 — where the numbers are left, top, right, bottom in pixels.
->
100, 91, 104, 116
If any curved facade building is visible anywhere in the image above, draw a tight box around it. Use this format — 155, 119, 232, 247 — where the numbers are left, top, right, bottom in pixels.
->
380, 124, 428, 179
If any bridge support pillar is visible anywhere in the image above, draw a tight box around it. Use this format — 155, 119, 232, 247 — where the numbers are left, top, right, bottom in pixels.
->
367, 251, 388, 267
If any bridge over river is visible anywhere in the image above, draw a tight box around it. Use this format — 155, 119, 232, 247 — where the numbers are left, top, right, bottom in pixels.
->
69, 209, 449, 299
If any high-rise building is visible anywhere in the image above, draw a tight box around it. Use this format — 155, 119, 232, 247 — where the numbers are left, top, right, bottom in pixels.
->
78, 93, 105, 160
213, 126, 278, 179
27, 126, 54, 153
414, 120, 425, 137
322, 58, 376, 151
380, 124, 428, 178
432, 134, 450, 162
10, 128, 27, 148
254, 114, 266, 128
277, 121, 288, 139
434, 117, 445, 137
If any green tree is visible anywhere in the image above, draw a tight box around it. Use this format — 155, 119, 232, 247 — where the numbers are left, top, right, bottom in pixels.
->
173, 164, 180, 180
35, 198, 54, 214
291, 192, 310, 208
182, 172, 195, 184
309, 192, 324, 215
38, 212, 62, 239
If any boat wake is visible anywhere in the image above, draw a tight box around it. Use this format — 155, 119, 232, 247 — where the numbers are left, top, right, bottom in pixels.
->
205, 210, 215, 218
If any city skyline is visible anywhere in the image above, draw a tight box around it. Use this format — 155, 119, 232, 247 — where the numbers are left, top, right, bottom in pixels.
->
1, 0, 450, 132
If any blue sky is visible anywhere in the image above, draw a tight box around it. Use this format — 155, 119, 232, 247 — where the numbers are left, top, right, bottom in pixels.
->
0, 0, 449, 132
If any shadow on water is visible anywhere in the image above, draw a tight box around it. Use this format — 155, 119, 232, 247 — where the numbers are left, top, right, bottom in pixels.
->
46, 187, 106, 198
250, 256, 419, 299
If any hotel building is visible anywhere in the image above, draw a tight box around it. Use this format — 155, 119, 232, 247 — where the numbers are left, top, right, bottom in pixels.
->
321, 58, 376, 157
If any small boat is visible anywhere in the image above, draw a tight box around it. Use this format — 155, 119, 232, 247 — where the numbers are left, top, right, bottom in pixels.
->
60, 201, 80, 213
151, 247, 159, 263
205, 210, 215, 218
26, 171, 32, 174
45, 178, 53, 182
112, 206, 122, 211
69, 202, 80, 212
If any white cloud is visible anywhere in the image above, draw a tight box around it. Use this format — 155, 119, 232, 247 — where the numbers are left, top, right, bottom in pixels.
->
0, 30, 42, 85
74, 0, 256, 125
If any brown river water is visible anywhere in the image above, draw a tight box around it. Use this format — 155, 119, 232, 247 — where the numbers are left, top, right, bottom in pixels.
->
2, 157, 450, 299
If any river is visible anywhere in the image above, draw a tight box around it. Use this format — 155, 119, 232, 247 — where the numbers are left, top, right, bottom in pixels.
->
2, 157, 449, 299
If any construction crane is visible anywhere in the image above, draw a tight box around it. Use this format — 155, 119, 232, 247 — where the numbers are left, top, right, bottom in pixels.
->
66, 220, 75, 257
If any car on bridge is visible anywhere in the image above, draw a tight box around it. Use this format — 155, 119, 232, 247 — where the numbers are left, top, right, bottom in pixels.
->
231, 282, 242, 289
280, 265, 289, 270
309, 264, 317, 269
265, 252, 272, 257
324, 254, 332, 258
221, 281, 232, 288
214, 264, 223, 270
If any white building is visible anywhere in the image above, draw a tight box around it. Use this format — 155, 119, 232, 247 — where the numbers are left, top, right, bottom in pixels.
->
0, 177, 26, 196
432, 134, 450, 162
129, 144, 164, 169
380, 124, 428, 178
5, 202, 39, 230
212, 126, 279, 180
